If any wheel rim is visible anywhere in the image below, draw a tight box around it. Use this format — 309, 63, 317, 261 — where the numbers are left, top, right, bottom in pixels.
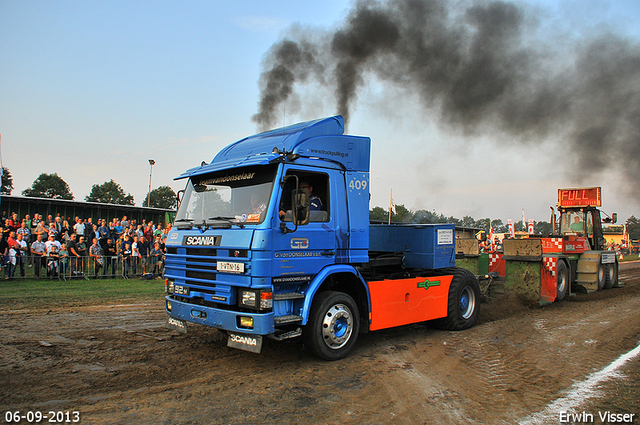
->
321, 303, 353, 350
557, 269, 567, 293
598, 265, 604, 282
460, 286, 476, 320
607, 266, 614, 281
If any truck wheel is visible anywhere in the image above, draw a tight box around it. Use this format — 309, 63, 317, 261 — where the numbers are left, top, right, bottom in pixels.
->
431, 268, 481, 331
304, 291, 360, 361
556, 261, 569, 301
604, 261, 618, 289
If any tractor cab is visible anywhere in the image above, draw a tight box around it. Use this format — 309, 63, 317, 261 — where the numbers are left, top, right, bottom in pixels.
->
553, 187, 615, 253
558, 206, 605, 252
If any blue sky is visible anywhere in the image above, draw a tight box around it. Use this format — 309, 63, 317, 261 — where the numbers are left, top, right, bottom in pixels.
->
1, 0, 639, 223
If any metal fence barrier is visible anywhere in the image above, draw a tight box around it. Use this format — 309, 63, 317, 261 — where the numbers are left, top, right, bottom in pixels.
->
2, 254, 165, 281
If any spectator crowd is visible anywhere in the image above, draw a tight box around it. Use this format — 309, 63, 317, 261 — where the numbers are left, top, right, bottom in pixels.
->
0, 211, 170, 280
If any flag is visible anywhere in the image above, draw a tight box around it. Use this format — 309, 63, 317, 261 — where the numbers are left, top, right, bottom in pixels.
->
390, 189, 396, 214
508, 219, 515, 238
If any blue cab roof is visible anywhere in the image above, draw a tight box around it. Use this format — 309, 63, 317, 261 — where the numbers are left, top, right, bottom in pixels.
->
176, 115, 370, 180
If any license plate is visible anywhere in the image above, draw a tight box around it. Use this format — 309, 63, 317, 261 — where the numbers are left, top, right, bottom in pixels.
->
166, 316, 187, 334
217, 261, 245, 273
173, 284, 190, 296
227, 332, 262, 353
601, 253, 616, 264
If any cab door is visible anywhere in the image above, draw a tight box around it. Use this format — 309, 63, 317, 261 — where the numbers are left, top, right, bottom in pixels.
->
271, 170, 335, 284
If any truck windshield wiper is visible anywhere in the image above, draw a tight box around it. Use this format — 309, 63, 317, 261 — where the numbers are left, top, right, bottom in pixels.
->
174, 218, 194, 229
208, 216, 245, 228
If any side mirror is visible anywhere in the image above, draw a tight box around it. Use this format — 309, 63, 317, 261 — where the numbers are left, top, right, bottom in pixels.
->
292, 189, 310, 226
612, 213, 617, 224
176, 189, 185, 209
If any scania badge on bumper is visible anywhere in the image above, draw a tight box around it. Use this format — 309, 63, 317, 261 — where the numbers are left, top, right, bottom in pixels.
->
227, 332, 262, 353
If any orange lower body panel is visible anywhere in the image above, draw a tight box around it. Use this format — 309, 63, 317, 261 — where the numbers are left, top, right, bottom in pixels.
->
540, 257, 558, 304
368, 275, 453, 331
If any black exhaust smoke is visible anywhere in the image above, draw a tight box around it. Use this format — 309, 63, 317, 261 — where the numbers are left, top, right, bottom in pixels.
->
253, 0, 640, 196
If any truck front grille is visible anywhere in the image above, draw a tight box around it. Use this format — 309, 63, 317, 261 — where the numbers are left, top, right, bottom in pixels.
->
165, 245, 252, 306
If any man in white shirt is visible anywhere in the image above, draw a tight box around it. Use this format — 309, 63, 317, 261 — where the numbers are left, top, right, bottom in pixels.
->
45, 234, 62, 255
15, 233, 28, 278
131, 235, 140, 276
73, 218, 85, 238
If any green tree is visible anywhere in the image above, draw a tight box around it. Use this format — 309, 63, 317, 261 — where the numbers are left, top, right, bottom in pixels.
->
22, 173, 74, 199
1, 167, 13, 195
414, 209, 451, 224
85, 180, 135, 205
392, 204, 413, 223
475, 218, 491, 232
143, 185, 177, 209
535, 221, 553, 235
626, 216, 640, 240
369, 206, 388, 222
491, 219, 506, 233
460, 216, 477, 228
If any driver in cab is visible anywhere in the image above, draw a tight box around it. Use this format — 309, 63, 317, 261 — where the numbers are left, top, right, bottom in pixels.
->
569, 216, 584, 232
279, 180, 322, 220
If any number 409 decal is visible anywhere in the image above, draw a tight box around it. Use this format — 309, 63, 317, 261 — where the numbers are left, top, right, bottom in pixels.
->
349, 179, 367, 191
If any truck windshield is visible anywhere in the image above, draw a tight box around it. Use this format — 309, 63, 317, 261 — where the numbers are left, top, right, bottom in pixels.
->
175, 165, 276, 227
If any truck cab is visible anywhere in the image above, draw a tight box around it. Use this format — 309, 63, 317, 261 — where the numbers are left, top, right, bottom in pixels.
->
165, 116, 480, 360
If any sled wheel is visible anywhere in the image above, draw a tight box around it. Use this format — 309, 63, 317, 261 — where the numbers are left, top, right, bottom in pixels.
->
603, 261, 618, 289
556, 261, 569, 301
432, 268, 481, 331
596, 262, 606, 291
305, 291, 360, 361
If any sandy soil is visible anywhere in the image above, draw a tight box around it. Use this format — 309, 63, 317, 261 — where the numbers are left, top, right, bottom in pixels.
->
1, 263, 639, 424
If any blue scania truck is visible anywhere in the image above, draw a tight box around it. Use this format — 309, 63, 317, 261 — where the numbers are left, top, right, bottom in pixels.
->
164, 115, 480, 360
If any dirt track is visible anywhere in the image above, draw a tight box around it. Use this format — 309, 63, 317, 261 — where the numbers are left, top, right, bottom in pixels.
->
1, 263, 639, 424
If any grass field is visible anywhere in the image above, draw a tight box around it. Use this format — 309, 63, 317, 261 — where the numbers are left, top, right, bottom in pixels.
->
2, 255, 636, 311
620, 254, 640, 262
0, 276, 166, 310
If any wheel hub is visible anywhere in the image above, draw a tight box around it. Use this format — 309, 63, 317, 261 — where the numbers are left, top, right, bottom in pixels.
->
460, 286, 476, 320
321, 304, 353, 349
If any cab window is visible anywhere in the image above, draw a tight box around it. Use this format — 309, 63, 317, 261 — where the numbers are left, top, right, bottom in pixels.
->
279, 172, 329, 223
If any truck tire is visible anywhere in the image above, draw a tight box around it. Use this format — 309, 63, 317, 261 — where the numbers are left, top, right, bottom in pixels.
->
556, 261, 569, 301
304, 291, 360, 361
596, 262, 606, 291
431, 268, 481, 331
604, 261, 618, 289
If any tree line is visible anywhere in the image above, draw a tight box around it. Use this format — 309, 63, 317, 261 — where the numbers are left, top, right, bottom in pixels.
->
5, 166, 640, 239
0, 167, 176, 209
371, 204, 640, 241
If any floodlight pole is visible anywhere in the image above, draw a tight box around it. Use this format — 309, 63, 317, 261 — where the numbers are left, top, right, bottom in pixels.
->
147, 159, 155, 207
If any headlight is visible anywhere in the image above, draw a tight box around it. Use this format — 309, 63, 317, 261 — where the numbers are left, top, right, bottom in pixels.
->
241, 291, 257, 308
239, 289, 272, 310
165, 279, 175, 294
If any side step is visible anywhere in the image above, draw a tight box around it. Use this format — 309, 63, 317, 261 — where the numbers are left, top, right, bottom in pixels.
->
274, 292, 305, 301
274, 314, 303, 325
267, 327, 303, 341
